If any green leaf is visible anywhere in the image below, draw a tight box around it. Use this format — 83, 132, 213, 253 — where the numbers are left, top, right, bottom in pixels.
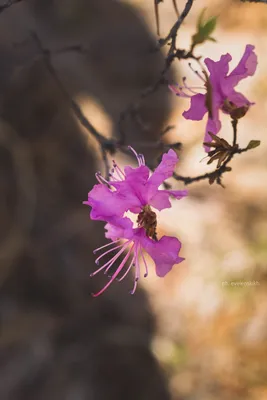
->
202, 16, 217, 37
192, 11, 218, 47
197, 8, 207, 29
246, 140, 261, 150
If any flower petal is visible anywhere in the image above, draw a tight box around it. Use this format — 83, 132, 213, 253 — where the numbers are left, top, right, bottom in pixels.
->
227, 44, 257, 88
105, 217, 134, 241
227, 90, 252, 108
84, 184, 125, 221
149, 189, 188, 211
205, 53, 232, 83
111, 165, 150, 213
140, 232, 184, 277
205, 53, 232, 99
147, 149, 178, 190
183, 93, 207, 121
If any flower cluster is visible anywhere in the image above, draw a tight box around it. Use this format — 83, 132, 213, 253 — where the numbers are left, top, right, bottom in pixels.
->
83, 148, 187, 296
169, 45, 257, 151
83, 34, 258, 296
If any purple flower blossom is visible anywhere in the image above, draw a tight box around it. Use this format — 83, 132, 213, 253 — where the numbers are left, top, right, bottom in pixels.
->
169, 45, 257, 151
83, 148, 187, 296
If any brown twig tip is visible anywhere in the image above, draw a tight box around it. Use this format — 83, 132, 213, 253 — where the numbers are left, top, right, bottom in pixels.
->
204, 132, 237, 169
172, 119, 250, 187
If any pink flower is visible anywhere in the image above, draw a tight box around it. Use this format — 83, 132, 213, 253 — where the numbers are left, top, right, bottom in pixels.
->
169, 45, 257, 151
83, 148, 187, 296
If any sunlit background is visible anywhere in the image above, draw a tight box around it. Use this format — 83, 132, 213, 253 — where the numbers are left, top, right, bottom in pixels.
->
131, 1, 267, 399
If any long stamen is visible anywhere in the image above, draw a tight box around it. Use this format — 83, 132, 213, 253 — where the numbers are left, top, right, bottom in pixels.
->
117, 255, 135, 282
169, 84, 191, 99
130, 243, 141, 295
112, 160, 125, 180
92, 243, 134, 297
140, 248, 148, 278
138, 154, 145, 165
188, 63, 206, 83
96, 171, 110, 185
90, 241, 130, 277
128, 146, 142, 166
93, 239, 121, 254
135, 244, 141, 281
130, 279, 138, 295
104, 243, 132, 275
95, 172, 103, 184
109, 173, 119, 181
95, 242, 127, 265
109, 167, 120, 181
182, 77, 204, 95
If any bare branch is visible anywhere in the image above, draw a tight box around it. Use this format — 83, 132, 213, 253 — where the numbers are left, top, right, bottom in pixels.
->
31, 32, 115, 177
158, 0, 195, 49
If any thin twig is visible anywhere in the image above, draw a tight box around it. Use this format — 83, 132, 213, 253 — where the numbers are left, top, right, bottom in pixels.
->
31, 32, 116, 177
118, 0, 196, 143
154, 0, 162, 36
232, 119, 238, 146
158, 0, 195, 48
172, 0, 180, 17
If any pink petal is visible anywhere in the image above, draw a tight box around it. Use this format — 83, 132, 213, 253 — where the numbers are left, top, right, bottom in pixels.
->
183, 93, 207, 121
227, 90, 253, 108
205, 54, 232, 99
84, 184, 125, 221
149, 189, 188, 211
105, 217, 134, 241
227, 45, 257, 88
140, 233, 184, 277
205, 53, 232, 82
147, 149, 178, 191
124, 165, 150, 183
111, 165, 150, 213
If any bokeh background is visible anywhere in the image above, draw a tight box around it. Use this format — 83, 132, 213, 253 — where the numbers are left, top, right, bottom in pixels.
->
0, 0, 267, 399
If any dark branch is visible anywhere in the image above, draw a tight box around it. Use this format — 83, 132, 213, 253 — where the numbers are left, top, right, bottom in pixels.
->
31, 32, 116, 177
118, 0, 196, 144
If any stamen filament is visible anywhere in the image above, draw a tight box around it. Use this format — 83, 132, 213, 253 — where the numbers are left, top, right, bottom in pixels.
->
128, 146, 142, 166
92, 243, 134, 297
130, 243, 141, 294
140, 248, 148, 278
90, 241, 130, 277
117, 255, 135, 282
96, 172, 110, 185
95, 240, 130, 265
112, 160, 125, 179
138, 154, 145, 165
93, 239, 121, 253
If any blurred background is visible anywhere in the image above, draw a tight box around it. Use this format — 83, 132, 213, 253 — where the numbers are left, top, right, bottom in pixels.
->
0, 0, 267, 399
